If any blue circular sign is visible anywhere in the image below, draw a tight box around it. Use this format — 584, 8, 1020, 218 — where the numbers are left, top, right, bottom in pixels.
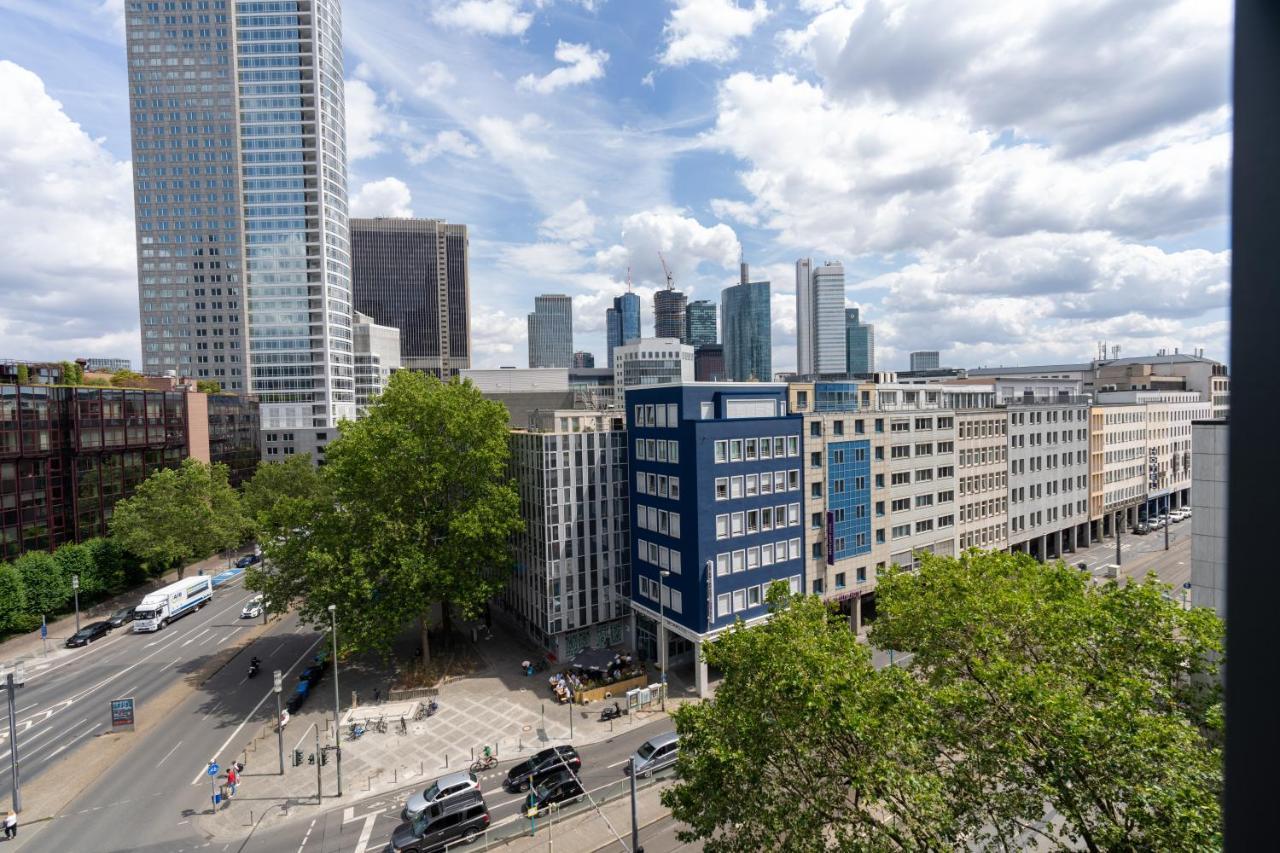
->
1183, 582, 1192, 589
207, 762, 219, 777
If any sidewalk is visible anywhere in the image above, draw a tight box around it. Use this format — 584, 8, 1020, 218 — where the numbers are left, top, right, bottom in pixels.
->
198, 622, 689, 839
0, 547, 253, 674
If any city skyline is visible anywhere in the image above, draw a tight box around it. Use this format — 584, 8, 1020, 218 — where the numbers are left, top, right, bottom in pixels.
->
0, 1, 1232, 376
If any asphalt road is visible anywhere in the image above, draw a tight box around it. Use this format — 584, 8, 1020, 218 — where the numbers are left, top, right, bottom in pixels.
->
0, 570, 265, 800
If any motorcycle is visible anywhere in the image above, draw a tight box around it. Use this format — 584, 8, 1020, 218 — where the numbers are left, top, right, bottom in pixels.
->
247, 657, 261, 678
349, 722, 366, 740
599, 701, 623, 722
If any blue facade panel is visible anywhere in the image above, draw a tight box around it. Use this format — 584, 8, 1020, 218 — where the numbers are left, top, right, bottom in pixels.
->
626, 384, 803, 639
827, 440, 872, 560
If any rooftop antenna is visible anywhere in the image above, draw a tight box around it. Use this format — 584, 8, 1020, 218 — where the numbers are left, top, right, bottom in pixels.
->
1111, 345, 1120, 360
658, 252, 674, 290
625, 266, 632, 293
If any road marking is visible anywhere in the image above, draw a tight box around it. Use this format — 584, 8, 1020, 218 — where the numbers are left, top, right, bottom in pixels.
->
112, 683, 141, 701
191, 632, 324, 785
606, 759, 629, 769
45, 720, 99, 760
181, 628, 213, 648
0, 715, 84, 763
158, 739, 184, 767
348, 809, 383, 853
202, 700, 223, 722
16, 702, 37, 714
295, 817, 316, 853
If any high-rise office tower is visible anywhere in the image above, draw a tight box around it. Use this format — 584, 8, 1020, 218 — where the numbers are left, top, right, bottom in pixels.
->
685, 300, 717, 346
528, 294, 573, 368
845, 308, 875, 374
606, 291, 641, 364
573, 351, 595, 369
795, 259, 846, 375
126, 0, 354, 457
351, 218, 470, 378
722, 263, 772, 382
910, 351, 941, 371
352, 311, 401, 417
654, 288, 688, 342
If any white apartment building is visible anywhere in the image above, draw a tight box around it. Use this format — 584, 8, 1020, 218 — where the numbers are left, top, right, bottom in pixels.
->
352, 312, 400, 417
1094, 402, 1149, 531
957, 409, 1009, 553
501, 409, 632, 661
613, 338, 695, 393
1007, 399, 1092, 560
1097, 390, 1211, 519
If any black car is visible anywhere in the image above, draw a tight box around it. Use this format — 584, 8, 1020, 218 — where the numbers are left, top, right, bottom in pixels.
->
66, 621, 111, 647
504, 745, 581, 792
235, 553, 261, 568
106, 607, 136, 628
388, 792, 489, 853
299, 663, 326, 687
522, 768, 585, 816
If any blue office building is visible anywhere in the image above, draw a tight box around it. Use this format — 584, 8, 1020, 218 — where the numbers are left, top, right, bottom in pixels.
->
722, 280, 772, 382
626, 382, 804, 697
606, 292, 642, 364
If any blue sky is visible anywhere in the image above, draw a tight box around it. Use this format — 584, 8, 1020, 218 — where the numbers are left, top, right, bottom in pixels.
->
0, 0, 1232, 371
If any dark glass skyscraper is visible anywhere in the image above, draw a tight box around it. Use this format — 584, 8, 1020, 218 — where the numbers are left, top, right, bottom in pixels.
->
351, 218, 471, 378
722, 280, 772, 382
685, 300, 717, 346
528, 294, 573, 368
654, 288, 688, 342
845, 308, 875, 374
606, 291, 641, 364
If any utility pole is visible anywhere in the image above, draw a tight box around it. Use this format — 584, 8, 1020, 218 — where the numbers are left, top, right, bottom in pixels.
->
659, 569, 671, 712
314, 724, 322, 804
71, 575, 80, 632
274, 670, 285, 775
1164, 501, 1171, 551
1115, 511, 1122, 566
5, 663, 24, 813
629, 756, 641, 853
328, 604, 342, 797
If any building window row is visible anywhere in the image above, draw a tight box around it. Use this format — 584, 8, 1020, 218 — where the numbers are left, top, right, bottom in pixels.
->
636, 539, 682, 574
713, 435, 799, 463
715, 504, 801, 540
634, 472, 680, 499
714, 470, 800, 501
714, 538, 802, 577
716, 576, 801, 619
635, 438, 679, 463
634, 403, 679, 428
635, 505, 681, 538
636, 575, 682, 613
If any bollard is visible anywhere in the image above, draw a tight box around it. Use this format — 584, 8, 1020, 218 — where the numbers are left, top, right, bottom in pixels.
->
471, 746, 475, 762
444, 752, 449, 768
420, 760, 424, 776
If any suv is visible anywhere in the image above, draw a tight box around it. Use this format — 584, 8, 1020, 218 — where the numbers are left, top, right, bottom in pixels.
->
402, 771, 480, 822
624, 731, 680, 777
388, 792, 489, 853
504, 745, 581, 792
523, 769, 585, 816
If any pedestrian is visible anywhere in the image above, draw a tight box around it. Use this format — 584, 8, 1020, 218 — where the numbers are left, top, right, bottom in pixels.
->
373, 687, 381, 703
227, 765, 239, 797
4, 810, 15, 839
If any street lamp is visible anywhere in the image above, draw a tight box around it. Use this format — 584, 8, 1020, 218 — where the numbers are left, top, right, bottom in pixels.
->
273, 669, 284, 775
71, 574, 80, 633
5, 661, 25, 813
658, 569, 671, 712
328, 604, 342, 797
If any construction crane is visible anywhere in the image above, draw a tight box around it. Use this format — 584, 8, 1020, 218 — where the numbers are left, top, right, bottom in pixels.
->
658, 251, 674, 290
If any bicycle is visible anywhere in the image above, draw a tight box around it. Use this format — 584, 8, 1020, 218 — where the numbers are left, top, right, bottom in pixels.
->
470, 747, 497, 772
375, 715, 387, 734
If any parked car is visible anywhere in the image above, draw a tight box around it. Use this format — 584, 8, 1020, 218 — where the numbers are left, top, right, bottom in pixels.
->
286, 679, 310, 713
1133, 522, 1151, 535
66, 621, 111, 648
240, 595, 264, 619
1171, 509, 1190, 522
522, 769, 585, 816
106, 607, 136, 628
388, 792, 489, 853
401, 771, 480, 822
624, 731, 680, 778
504, 746, 581, 792
235, 553, 261, 568
299, 662, 326, 687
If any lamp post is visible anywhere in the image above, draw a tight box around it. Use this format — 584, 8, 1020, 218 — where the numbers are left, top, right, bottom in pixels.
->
5, 661, 25, 813
273, 669, 285, 775
328, 604, 342, 797
659, 569, 670, 712
71, 575, 80, 633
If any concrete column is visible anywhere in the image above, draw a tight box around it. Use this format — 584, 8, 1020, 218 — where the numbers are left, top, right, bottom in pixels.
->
1082, 522, 1091, 547
1038, 534, 1048, 563
693, 639, 709, 699
628, 610, 637, 655
850, 594, 862, 633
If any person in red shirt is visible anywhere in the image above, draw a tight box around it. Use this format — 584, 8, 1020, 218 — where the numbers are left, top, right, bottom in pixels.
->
227, 765, 239, 797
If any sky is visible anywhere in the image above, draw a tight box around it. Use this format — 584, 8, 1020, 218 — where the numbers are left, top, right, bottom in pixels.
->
0, 0, 1232, 373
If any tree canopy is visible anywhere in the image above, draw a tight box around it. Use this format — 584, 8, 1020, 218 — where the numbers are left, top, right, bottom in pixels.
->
240, 452, 327, 536
196, 379, 223, 394
110, 369, 147, 387
108, 458, 251, 577
663, 551, 1224, 852
247, 371, 522, 660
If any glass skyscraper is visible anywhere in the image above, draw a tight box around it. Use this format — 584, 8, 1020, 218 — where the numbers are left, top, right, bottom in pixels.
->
126, 0, 355, 456
796, 259, 846, 375
606, 291, 640, 364
528, 294, 573, 368
721, 280, 772, 382
654, 288, 688, 342
845, 308, 875, 374
685, 300, 717, 346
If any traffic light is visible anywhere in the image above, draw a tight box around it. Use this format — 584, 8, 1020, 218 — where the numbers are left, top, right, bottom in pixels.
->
321, 749, 328, 766
293, 749, 303, 767
308, 752, 315, 765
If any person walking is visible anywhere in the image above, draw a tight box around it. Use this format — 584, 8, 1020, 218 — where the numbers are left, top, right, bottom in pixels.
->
226, 764, 239, 797
4, 811, 16, 839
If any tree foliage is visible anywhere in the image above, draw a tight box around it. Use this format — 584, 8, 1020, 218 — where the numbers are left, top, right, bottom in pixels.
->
110, 369, 147, 387
248, 372, 522, 659
240, 453, 327, 535
14, 551, 68, 617
664, 551, 1224, 852
85, 536, 134, 592
58, 360, 84, 385
196, 379, 222, 394
0, 562, 28, 632
53, 542, 99, 599
108, 458, 251, 578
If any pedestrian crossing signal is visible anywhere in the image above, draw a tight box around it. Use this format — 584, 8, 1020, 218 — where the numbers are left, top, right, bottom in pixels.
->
293, 749, 303, 767
321, 750, 328, 766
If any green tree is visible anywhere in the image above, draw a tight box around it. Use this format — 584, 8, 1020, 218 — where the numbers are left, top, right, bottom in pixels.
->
110, 369, 147, 387
249, 372, 522, 660
53, 542, 100, 601
0, 562, 27, 632
58, 360, 84, 385
240, 453, 326, 535
195, 379, 222, 394
108, 458, 252, 578
15, 364, 29, 385
85, 537, 131, 593
665, 552, 1224, 852
14, 551, 69, 619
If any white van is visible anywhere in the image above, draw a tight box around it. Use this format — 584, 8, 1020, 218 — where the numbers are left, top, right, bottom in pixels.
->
133, 576, 213, 631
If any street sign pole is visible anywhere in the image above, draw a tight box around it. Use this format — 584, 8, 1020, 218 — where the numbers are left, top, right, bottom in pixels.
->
6, 665, 24, 813
207, 761, 220, 809
315, 724, 322, 804
629, 756, 641, 853
72, 575, 81, 632
40, 616, 47, 657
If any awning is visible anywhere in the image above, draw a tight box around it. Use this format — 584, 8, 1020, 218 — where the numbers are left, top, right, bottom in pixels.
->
569, 647, 622, 673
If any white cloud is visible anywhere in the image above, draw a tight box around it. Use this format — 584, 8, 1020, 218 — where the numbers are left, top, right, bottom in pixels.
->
433, 0, 534, 37
659, 0, 771, 66
518, 41, 610, 94
594, 208, 741, 288
0, 61, 139, 362
469, 307, 529, 367
345, 78, 394, 160
350, 177, 414, 217
474, 114, 555, 162
539, 199, 599, 245
403, 130, 481, 164
640, 71, 656, 88
414, 61, 457, 97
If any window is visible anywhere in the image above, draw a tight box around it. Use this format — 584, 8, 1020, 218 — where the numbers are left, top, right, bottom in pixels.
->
762, 507, 774, 530
916, 519, 933, 533
810, 451, 822, 467
811, 511, 823, 528
788, 470, 800, 490
646, 439, 656, 459
875, 418, 885, 433
668, 441, 679, 463
892, 524, 911, 539
835, 572, 846, 589
669, 589, 683, 613
714, 440, 727, 463
774, 471, 787, 492
789, 575, 802, 595
915, 469, 934, 482
891, 444, 911, 458
746, 510, 759, 533
789, 538, 801, 559
733, 589, 747, 612
655, 405, 667, 428
730, 476, 744, 499
716, 554, 730, 576
746, 473, 758, 496
937, 465, 954, 478
915, 443, 933, 456
637, 473, 648, 495
636, 439, 646, 460
716, 514, 729, 539
891, 471, 911, 485
748, 585, 762, 607
732, 550, 745, 573
857, 566, 867, 583
701, 401, 714, 420
670, 550, 682, 573
891, 497, 910, 512
788, 503, 801, 525
937, 490, 954, 503
645, 405, 656, 426
669, 477, 680, 499
810, 421, 822, 437
717, 593, 732, 618
761, 543, 774, 565
773, 437, 786, 457
670, 514, 681, 538
891, 419, 910, 433
875, 501, 885, 516
915, 494, 933, 508
812, 578, 825, 594
833, 420, 844, 436
745, 438, 758, 460
747, 547, 760, 569
759, 439, 772, 459
657, 441, 668, 462
667, 403, 678, 425
937, 417, 953, 429
730, 439, 743, 461
937, 441, 954, 453
731, 512, 744, 536
760, 474, 773, 495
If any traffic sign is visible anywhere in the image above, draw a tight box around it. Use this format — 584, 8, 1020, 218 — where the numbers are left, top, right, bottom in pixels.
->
40, 621, 46, 640
207, 762, 219, 777
1183, 581, 1193, 589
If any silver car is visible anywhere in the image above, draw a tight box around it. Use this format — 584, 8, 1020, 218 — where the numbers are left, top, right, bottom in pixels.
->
625, 731, 680, 778
401, 770, 480, 823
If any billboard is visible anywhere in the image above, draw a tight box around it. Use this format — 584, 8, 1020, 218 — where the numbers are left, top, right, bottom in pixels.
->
111, 697, 135, 732
825, 511, 835, 565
